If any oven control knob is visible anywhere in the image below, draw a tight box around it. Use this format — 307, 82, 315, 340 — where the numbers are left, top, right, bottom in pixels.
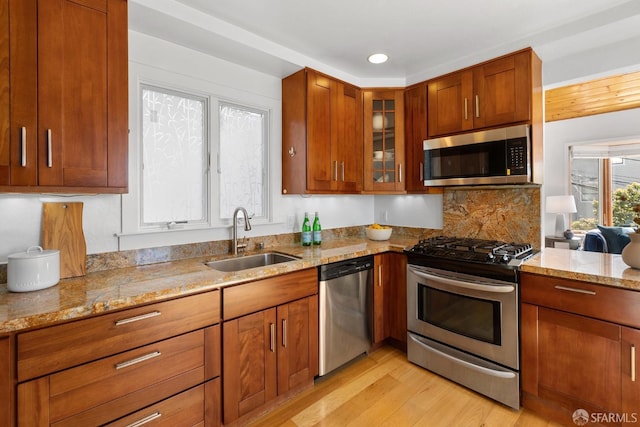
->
499, 254, 510, 263
486, 253, 495, 261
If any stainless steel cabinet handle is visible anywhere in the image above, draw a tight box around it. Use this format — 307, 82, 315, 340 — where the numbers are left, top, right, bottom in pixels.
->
341, 161, 345, 181
282, 319, 287, 348
378, 265, 382, 287
632, 344, 636, 382
115, 351, 161, 370
47, 129, 52, 168
475, 95, 480, 118
419, 162, 424, 182
398, 164, 402, 183
115, 311, 161, 326
270, 323, 275, 352
125, 412, 162, 427
333, 161, 338, 181
20, 127, 27, 167
464, 98, 468, 120
554, 285, 596, 295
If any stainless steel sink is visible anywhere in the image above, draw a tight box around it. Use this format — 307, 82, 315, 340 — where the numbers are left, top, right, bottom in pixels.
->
205, 252, 299, 272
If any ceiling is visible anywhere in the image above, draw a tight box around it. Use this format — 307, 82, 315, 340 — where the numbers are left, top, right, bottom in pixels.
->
129, 0, 640, 86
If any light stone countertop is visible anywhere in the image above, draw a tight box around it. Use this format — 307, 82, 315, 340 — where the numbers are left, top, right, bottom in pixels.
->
521, 248, 640, 291
0, 237, 415, 334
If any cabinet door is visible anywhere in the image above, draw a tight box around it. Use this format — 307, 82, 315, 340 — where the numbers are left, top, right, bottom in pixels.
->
306, 70, 334, 192
38, 0, 127, 188
223, 308, 277, 424
8, 0, 37, 186
473, 51, 531, 128
372, 255, 386, 345
0, 0, 9, 185
334, 82, 363, 192
0, 336, 12, 427
535, 307, 622, 415
622, 327, 640, 417
277, 295, 319, 395
404, 83, 427, 193
364, 89, 404, 193
427, 70, 473, 137
385, 253, 407, 347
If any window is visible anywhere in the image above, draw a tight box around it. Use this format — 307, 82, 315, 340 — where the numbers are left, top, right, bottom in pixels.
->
218, 102, 268, 220
141, 85, 208, 227
570, 143, 640, 230
125, 78, 271, 239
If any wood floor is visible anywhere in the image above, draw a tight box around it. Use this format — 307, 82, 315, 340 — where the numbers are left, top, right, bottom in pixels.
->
248, 346, 562, 427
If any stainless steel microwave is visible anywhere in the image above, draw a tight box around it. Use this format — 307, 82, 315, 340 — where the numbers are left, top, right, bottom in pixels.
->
423, 124, 530, 186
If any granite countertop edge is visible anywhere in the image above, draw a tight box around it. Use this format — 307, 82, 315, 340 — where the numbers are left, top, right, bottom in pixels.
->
521, 248, 640, 292
0, 238, 412, 334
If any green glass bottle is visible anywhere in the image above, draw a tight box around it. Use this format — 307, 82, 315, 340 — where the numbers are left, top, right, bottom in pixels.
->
313, 211, 322, 245
301, 212, 312, 246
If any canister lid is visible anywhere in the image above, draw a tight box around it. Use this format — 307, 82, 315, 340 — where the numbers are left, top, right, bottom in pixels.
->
8, 246, 60, 260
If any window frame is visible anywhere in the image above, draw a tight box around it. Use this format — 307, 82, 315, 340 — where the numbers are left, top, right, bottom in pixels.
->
120, 62, 277, 250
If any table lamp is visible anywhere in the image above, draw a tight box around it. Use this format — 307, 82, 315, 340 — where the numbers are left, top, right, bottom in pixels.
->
546, 195, 577, 237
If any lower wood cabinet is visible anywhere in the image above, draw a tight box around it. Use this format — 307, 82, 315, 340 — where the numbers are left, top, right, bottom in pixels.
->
222, 268, 318, 425
373, 253, 407, 349
0, 336, 12, 427
15, 291, 222, 427
521, 272, 640, 426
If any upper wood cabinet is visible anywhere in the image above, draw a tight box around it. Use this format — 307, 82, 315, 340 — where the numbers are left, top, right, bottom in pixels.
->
0, 0, 128, 193
282, 68, 363, 194
428, 48, 540, 138
363, 89, 405, 193
404, 82, 428, 193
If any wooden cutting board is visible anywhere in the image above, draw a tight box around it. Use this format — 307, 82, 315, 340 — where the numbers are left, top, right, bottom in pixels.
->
42, 202, 87, 278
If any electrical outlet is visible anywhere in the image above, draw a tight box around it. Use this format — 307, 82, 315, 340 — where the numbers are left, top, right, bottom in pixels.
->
381, 210, 389, 222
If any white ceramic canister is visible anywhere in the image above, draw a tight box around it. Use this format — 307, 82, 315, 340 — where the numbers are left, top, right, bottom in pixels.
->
7, 246, 60, 292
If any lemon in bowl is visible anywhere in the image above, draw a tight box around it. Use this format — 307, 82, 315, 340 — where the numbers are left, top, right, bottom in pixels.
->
366, 224, 392, 241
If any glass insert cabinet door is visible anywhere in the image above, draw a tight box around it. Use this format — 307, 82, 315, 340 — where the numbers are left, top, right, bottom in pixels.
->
363, 90, 405, 192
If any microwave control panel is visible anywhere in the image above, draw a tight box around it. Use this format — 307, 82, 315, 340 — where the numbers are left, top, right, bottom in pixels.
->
506, 138, 528, 176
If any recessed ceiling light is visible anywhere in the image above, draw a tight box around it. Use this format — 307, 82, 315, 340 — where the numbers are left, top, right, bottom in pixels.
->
367, 53, 388, 64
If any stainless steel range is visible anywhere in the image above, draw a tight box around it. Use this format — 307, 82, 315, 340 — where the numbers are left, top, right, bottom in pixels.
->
404, 236, 534, 410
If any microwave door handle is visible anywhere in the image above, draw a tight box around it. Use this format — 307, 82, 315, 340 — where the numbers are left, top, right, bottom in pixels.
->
409, 267, 515, 294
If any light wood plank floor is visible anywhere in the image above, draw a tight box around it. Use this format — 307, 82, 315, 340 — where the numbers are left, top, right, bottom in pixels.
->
248, 346, 563, 427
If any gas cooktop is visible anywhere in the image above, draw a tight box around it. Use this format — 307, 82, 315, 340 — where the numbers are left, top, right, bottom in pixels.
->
405, 236, 536, 282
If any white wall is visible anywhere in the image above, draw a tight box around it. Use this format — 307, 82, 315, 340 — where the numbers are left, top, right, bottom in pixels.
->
0, 31, 442, 263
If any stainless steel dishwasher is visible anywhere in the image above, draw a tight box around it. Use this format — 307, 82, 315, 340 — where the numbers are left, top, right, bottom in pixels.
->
318, 255, 373, 376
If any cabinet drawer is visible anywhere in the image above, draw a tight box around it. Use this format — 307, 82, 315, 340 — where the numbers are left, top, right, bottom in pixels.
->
49, 330, 205, 426
223, 269, 317, 320
105, 382, 209, 427
18, 290, 219, 381
521, 272, 640, 328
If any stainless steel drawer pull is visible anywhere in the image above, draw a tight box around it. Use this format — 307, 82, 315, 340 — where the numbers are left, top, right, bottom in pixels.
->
282, 319, 287, 348
632, 344, 636, 382
46, 129, 52, 167
21, 127, 27, 167
554, 285, 596, 295
115, 310, 161, 326
270, 323, 275, 352
125, 411, 162, 427
115, 351, 161, 370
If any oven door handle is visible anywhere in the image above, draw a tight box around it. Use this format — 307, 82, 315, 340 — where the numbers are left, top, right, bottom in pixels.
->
409, 267, 515, 293
409, 334, 516, 379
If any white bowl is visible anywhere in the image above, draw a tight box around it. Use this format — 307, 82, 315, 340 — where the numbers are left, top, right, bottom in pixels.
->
366, 227, 392, 241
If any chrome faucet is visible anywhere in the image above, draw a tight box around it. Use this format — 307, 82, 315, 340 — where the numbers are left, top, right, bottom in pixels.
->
232, 207, 252, 255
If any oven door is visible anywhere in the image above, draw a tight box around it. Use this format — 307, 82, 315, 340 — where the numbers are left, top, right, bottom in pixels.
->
407, 265, 518, 369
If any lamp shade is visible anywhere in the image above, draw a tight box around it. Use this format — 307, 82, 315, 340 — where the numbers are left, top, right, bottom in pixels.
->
546, 195, 577, 214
